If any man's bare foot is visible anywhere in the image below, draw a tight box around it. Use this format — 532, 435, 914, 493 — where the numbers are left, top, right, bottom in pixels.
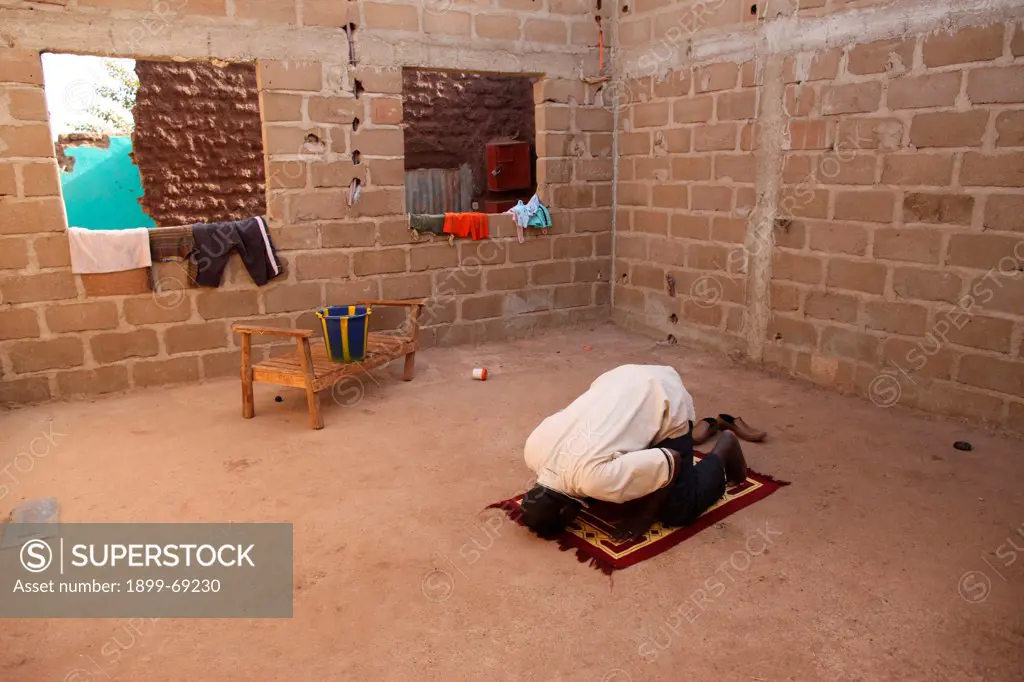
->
709, 431, 748, 485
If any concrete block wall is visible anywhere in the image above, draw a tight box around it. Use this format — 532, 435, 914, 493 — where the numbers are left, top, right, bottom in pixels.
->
4, 0, 1022, 434
612, 0, 1024, 432
614, 57, 760, 352
0, 0, 612, 405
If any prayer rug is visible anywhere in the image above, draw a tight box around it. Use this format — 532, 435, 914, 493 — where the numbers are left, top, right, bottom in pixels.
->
488, 454, 789, 574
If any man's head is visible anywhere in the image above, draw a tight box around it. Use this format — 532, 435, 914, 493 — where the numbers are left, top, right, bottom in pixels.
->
518, 485, 582, 538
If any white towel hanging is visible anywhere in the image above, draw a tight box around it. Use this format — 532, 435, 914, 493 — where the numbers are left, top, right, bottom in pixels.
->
66, 227, 153, 274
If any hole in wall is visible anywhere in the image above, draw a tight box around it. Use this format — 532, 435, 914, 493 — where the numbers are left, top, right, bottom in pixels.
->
344, 23, 357, 66
622, 5, 629, 13
351, 150, 362, 164
352, 117, 360, 132
596, 0, 602, 9
665, 273, 676, 297
750, 4, 757, 15
347, 177, 362, 207
669, 313, 678, 324
666, 334, 678, 346
301, 133, 326, 156
354, 79, 364, 99
620, 272, 628, 283
402, 68, 537, 213
42, 54, 268, 230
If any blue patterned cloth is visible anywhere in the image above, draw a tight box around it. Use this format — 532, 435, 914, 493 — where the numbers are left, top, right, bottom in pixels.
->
508, 194, 551, 242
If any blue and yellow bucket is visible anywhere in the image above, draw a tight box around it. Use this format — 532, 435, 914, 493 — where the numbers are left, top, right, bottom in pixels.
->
316, 305, 372, 362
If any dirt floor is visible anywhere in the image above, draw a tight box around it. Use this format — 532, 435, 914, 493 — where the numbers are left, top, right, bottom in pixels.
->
1, 325, 1022, 681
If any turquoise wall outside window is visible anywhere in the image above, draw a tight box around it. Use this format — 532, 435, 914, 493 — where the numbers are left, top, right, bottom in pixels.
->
59, 135, 156, 230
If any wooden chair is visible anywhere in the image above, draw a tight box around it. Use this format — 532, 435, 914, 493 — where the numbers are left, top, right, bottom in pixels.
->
232, 299, 425, 429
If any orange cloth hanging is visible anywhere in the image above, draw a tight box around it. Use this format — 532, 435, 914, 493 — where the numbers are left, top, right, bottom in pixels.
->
443, 212, 490, 241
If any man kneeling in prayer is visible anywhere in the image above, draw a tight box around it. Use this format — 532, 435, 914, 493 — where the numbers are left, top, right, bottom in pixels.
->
519, 364, 748, 541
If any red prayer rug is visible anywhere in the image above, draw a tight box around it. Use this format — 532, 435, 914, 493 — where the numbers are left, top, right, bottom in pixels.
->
488, 454, 789, 574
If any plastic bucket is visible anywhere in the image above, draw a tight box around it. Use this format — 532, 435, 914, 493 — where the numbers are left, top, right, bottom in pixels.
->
316, 305, 371, 362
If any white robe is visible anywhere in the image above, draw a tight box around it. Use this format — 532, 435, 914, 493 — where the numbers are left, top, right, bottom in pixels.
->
524, 365, 696, 504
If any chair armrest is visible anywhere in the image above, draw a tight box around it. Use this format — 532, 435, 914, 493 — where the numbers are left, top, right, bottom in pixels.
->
232, 324, 312, 338
356, 299, 427, 307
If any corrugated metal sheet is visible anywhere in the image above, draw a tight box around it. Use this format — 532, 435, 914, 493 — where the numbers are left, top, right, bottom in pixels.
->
404, 164, 473, 214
